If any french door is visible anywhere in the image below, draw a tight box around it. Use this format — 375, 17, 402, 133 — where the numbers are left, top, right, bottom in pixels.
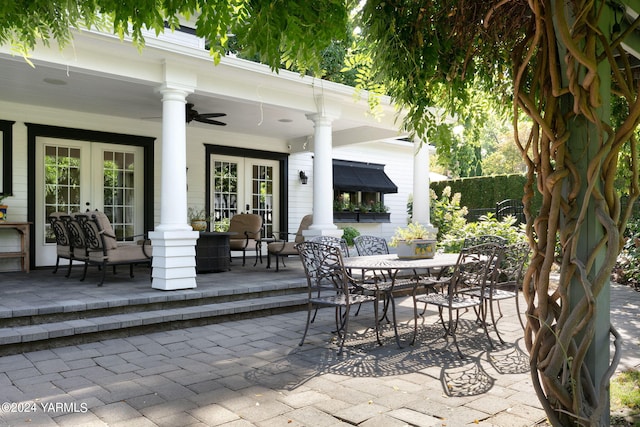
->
210, 155, 279, 237
35, 137, 144, 266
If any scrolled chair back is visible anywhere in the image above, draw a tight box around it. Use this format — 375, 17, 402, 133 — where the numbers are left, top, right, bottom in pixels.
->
353, 235, 389, 256
309, 235, 350, 258
462, 235, 507, 249
297, 241, 348, 293
497, 241, 530, 284
453, 242, 501, 291
48, 213, 71, 247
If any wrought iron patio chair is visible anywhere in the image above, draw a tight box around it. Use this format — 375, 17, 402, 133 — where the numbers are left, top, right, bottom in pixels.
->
354, 235, 389, 256
463, 235, 507, 249
309, 235, 350, 258
352, 235, 438, 336
464, 241, 530, 342
297, 241, 381, 355
415, 234, 508, 313
415, 243, 499, 357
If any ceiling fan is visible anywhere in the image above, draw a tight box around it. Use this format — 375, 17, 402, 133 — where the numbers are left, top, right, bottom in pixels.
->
186, 103, 227, 126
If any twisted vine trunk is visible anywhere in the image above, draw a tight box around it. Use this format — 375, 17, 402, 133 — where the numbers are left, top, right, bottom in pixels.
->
509, 1, 640, 425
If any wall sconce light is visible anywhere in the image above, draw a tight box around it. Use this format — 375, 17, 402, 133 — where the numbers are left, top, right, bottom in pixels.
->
299, 170, 308, 185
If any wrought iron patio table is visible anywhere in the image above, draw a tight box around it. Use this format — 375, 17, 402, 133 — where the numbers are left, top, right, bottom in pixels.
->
343, 253, 460, 348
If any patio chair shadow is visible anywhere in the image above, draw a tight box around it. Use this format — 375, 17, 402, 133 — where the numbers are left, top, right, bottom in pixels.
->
440, 360, 495, 397
245, 318, 507, 396
487, 339, 530, 375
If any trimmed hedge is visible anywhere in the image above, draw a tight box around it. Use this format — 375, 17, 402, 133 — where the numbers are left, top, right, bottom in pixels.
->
430, 174, 542, 219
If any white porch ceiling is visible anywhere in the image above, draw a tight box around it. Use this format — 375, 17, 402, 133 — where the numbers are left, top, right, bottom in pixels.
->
0, 40, 404, 146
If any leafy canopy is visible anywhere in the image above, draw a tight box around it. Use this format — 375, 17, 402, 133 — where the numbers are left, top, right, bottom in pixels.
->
0, 0, 354, 74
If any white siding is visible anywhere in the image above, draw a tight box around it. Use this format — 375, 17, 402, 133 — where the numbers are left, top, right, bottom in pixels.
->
333, 140, 416, 242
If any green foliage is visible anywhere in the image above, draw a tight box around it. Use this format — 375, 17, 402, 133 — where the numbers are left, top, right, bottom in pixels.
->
1, 0, 353, 76
361, 200, 388, 213
430, 174, 542, 217
610, 369, 640, 423
480, 115, 531, 176
611, 95, 640, 198
341, 226, 360, 246
389, 222, 437, 247
429, 186, 468, 241
213, 217, 230, 232
612, 216, 640, 289
356, 1, 516, 142
439, 213, 527, 253
188, 207, 212, 222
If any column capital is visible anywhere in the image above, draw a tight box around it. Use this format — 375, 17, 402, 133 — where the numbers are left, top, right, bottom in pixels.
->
157, 84, 193, 101
305, 112, 338, 126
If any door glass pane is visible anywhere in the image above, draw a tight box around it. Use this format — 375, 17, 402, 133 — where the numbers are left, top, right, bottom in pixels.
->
213, 160, 238, 230
43, 145, 82, 243
252, 164, 274, 238
103, 150, 136, 241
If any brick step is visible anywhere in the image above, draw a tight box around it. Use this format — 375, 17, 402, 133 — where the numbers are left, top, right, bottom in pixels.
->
0, 281, 307, 328
0, 293, 308, 356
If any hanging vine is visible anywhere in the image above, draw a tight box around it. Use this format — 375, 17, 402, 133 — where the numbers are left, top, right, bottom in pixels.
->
360, 0, 640, 425
493, 1, 640, 425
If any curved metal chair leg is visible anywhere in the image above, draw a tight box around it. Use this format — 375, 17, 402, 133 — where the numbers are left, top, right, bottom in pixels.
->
299, 303, 314, 347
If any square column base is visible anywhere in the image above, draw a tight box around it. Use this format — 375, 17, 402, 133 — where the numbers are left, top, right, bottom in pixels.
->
149, 229, 199, 290
302, 227, 343, 239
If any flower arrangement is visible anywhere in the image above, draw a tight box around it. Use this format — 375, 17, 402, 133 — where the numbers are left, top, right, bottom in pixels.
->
188, 207, 212, 222
188, 207, 213, 231
389, 222, 437, 246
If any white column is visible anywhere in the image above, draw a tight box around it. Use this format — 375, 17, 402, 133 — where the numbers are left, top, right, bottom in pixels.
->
148, 85, 199, 290
303, 113, 341, 238
413, 140, 437, 234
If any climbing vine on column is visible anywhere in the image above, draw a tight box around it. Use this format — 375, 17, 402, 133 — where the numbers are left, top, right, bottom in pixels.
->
360, 1, 640, 425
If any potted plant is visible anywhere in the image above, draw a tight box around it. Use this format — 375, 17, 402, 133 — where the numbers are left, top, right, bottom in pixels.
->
333, 198, 359, 223
188, 207, 211, 232
359, 201, 390, 223
0, 193, 10, 221
389, 222, 438, 259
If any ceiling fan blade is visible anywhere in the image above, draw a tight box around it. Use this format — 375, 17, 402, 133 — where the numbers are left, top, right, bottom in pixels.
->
198, 112, 227, 118
194, 116, 227, 126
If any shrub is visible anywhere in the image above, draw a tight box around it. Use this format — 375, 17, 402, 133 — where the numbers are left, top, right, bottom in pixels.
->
341, 226, 360, 246
439, 213, 527, 253
612, 216, 640, 289
430, 186, 468, 241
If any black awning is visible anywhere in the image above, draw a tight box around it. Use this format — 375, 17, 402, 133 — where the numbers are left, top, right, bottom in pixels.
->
333, 160, 398, 193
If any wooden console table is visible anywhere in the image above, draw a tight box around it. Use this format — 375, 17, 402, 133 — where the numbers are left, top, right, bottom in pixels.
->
196, 232, 236, 273
0, 221, 31, 272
